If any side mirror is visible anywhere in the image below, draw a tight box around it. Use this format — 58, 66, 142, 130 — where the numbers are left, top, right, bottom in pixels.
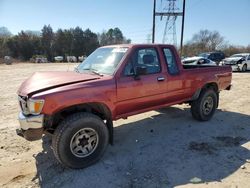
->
134, 66, 147, 80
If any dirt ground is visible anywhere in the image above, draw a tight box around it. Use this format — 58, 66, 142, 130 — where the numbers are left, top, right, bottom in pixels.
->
0, 63, 249, 188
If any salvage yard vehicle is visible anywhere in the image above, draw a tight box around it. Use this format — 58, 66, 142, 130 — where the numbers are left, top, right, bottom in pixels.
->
199, 51, 225, 64
222, 53, 250, 72
54, 56, 64, 62
16, 44, 232, 169
182, 56, 217, 66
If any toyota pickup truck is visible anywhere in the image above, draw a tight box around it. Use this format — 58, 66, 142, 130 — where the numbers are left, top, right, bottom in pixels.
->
16, 44, 232, 169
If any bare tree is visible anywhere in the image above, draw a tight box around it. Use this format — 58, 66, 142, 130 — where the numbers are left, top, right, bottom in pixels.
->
182, 30, 227, 57
191, 30, 225, 51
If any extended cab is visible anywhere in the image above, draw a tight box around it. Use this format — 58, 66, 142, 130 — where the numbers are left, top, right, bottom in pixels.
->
16, 44, 232, 168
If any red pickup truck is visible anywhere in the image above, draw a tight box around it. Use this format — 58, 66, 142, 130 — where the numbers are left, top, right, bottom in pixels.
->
16, 44, 232, 168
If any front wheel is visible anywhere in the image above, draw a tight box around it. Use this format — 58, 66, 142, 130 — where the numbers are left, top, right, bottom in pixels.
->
191, 89, 218, 121
52, 112, 109, 169
242, 64, 247, 72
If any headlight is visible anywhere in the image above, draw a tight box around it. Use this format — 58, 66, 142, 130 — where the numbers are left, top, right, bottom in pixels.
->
27, 99, 44, 115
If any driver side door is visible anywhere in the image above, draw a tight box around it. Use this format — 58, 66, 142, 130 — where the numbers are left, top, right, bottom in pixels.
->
115, 47, 167, 117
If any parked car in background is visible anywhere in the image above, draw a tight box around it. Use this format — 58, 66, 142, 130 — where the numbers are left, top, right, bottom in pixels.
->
199, 52, 225, 64
182, 56, 217, 66
78, 55, 87, 62
4, 56, 12, 65
221, 53, 250, 72
67, 56, 77, 62
35, 57, 48, 63
54, 56, 64, 62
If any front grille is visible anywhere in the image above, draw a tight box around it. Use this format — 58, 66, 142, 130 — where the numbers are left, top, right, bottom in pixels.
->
18, 96, 29, 115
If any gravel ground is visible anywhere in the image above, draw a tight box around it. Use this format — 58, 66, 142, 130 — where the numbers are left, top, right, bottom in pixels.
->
0, 63, 249, 188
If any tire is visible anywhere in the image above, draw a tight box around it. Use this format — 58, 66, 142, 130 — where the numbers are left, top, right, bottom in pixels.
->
242, 64, 247, 72
191, 89, 218, 121
52, 112, 109, 169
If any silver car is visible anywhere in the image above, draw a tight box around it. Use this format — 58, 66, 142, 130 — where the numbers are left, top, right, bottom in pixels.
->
222, 53, 250, 72
182, 56, 217, 66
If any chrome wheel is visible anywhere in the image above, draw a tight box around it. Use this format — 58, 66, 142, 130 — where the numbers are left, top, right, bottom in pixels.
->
70, 128, 99, 158
203, 96, 214, 115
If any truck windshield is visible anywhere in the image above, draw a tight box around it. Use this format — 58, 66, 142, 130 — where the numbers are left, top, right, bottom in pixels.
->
76, 47, 128, 75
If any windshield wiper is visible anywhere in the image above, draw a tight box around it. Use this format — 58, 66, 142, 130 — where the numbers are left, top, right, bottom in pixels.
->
81, 68, 103, 76
91, 70, 103, 76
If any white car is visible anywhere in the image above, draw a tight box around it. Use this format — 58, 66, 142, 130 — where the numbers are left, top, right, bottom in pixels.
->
222, 53, 250, 72
54, 56, 64, 62
182, 56, 217, 66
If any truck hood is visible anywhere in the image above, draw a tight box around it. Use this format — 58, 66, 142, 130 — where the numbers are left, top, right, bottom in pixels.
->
18, 71, 100, 96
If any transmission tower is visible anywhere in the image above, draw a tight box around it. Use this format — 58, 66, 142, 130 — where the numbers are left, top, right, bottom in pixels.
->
152, 0, 185, 50
162, 0, 178, 46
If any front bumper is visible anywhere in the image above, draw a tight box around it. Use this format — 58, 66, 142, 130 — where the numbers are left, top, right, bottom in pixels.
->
16, 112, 44, 141
231, 65, 242, 71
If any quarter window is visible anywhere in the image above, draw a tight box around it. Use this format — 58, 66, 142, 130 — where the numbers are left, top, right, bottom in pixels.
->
162, 48, 179, 75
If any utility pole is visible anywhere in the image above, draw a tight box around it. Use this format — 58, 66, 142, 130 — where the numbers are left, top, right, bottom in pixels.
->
152, 0, 156, 43
180, 0, 186, 56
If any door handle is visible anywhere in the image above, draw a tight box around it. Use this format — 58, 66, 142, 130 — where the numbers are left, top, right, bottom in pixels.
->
157, 77, 165, 81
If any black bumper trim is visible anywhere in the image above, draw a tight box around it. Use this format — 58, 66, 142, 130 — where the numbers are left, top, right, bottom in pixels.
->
16, 128, 43, 141
226, 84, 232, 90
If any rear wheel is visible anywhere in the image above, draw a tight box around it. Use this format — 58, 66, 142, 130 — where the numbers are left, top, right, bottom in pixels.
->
242, 64, 247, 72
52, 112, 109, 169
191, 89, 218, 121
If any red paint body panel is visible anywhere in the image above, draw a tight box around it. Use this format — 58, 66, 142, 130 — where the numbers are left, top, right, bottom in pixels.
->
18, 71, 100, 96
17, 44, 232, 121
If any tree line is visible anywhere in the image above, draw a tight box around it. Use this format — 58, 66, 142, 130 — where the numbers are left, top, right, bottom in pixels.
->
182, 29, 250, 57
0, 26, 131, 61
1, 26, 249, 61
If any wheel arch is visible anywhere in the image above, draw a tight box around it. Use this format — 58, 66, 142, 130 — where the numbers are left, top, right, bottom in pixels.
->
242, 63, 247, 71
202, 82, 219, 92
45, 102, 114, 144
191, 82, 219, 107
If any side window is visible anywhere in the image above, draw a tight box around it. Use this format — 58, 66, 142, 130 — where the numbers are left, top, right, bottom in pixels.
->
220, 53, 225, 59
214, 53, 219, 60
162, 48, 179, 75
123, 48, 161, 76
204, 59, 210, 64
248, 55, 250, 60
209, 54, 215, 60
198, 58, 206, 64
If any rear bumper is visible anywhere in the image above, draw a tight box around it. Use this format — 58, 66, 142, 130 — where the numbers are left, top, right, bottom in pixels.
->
16, 112, 44, 141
